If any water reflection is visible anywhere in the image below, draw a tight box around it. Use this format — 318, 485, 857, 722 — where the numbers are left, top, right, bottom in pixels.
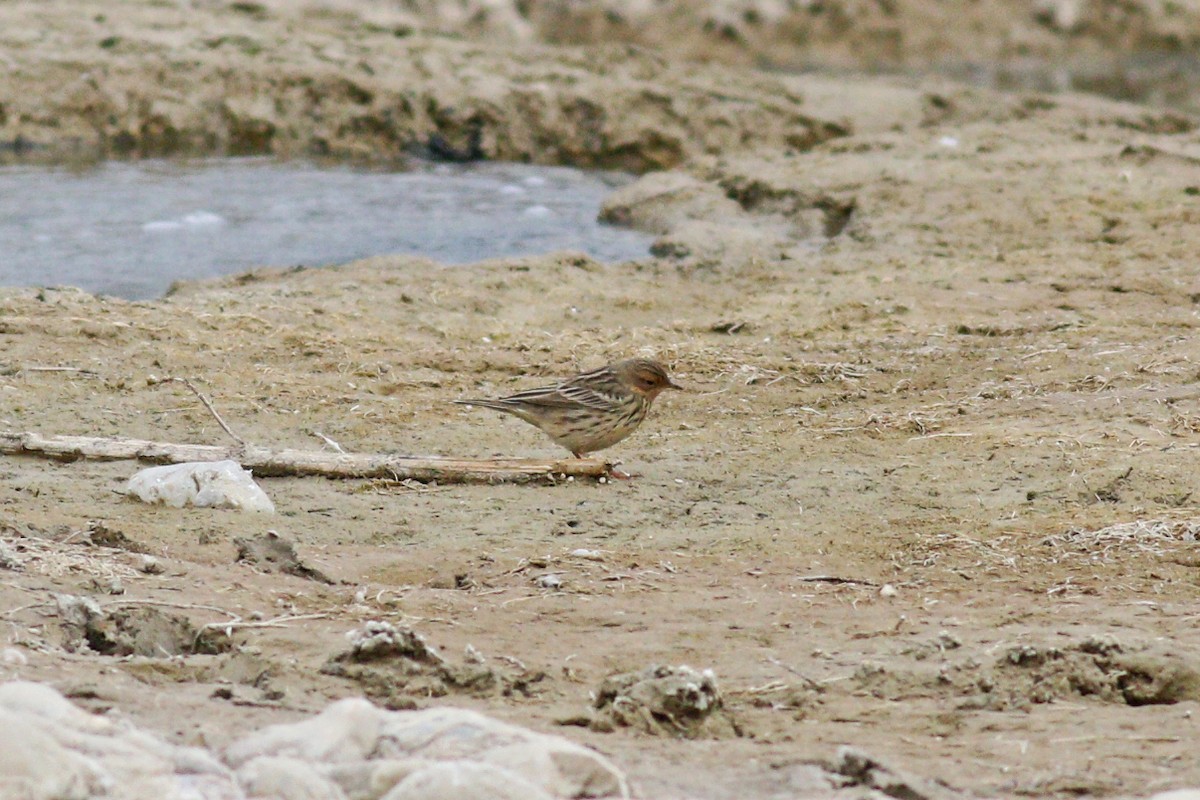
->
0, 158, 653, 300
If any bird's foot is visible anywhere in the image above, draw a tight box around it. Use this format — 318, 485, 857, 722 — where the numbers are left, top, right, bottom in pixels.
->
606, 464, 640, 480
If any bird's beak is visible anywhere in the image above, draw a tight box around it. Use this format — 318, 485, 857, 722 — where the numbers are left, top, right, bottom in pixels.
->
667, 380, 684, 391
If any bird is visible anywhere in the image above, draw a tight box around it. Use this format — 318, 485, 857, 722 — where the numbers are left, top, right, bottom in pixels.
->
454, 358, 682, 458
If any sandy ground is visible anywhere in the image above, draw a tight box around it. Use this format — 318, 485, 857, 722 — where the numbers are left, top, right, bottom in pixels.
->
6, 2, 1200, 798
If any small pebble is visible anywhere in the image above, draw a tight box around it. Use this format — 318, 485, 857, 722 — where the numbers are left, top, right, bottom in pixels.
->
879, 583, 898, 598
936, 631, 962, 650
535, 574, 563, 590
138, 555, 164, 574
569, 549, 603, 561
1, 647, 28, 666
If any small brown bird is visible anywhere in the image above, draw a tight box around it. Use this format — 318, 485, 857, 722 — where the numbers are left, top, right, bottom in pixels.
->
455, 358, 682, 458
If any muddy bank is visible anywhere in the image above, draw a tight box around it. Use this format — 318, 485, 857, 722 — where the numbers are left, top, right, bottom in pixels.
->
1, 2, 841, 166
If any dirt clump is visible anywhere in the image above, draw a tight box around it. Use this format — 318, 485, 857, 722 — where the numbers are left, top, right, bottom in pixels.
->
984, 636, 1200, 708
590, 664, 740, 739
320, 621, 537, 709
235, 531, 335, 584
55, 594, 231, 658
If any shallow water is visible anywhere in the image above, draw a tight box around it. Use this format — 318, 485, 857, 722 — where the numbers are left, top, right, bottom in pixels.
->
0, 158, 653, 300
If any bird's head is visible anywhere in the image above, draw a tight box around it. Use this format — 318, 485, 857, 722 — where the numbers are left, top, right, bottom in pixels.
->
615, 358, 683, 400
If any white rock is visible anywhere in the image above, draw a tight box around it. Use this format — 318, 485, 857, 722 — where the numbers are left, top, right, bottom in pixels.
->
1150, 791, 1200, 800
323, 759, 427, 800
0, 681, 628, 800
535, 574, 563, 589
1, 647, 28, 666
237, 756, 348, 800
125, 460, 275, 513
0, 680, 113, 735
375, 706, 628, 798
483, 742, 625, 800
381, 761, 553, 800
0, 682, 243, 800
0, 708, 110, 799
1035, 0, 1083, 31
235, 704, 627, 797
225, 698, 386, 767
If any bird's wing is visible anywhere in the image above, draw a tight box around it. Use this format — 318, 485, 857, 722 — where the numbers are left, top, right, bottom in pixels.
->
489, 384, 600, 410
500, 368, 620, 411
555, 382, 622, 410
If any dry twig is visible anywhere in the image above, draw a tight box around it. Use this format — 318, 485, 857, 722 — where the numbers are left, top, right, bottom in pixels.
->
0, 430, 611, 484
152, 376, 245, 445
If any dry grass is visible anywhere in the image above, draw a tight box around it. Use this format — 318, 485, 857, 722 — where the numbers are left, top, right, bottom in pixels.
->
915, 531, 1021, 570
1042, 518, 1200, 562
0, 534, 139, 583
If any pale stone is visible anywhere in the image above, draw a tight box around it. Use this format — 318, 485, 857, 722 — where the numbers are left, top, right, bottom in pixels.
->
324, 759, 429, 800
0, 681, 628, 800
377, 706, 629, 798
376, 706, 511, 758
226, 698, 387, 766
0, 682, 243, 800
0, 709, 110, 799
483, 742, 629, 799
238, 756, 348, 800
1, 647, 28, 666
0, 680, 114, 734
380, 761, 553, 800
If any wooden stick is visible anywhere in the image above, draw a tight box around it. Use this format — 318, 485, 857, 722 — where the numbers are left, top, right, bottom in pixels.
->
154, 376, 245, 446
0, 430, 610, 483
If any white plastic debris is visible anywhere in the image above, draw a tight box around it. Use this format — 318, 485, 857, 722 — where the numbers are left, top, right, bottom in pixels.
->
125, 461, 275, 513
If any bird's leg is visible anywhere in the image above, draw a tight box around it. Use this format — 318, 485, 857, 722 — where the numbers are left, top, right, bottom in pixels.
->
572, 452, 638, 480
606, 460, 639, 480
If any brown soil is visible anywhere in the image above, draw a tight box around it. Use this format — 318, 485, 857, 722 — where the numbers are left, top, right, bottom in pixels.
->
5, 2, 1200, 798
